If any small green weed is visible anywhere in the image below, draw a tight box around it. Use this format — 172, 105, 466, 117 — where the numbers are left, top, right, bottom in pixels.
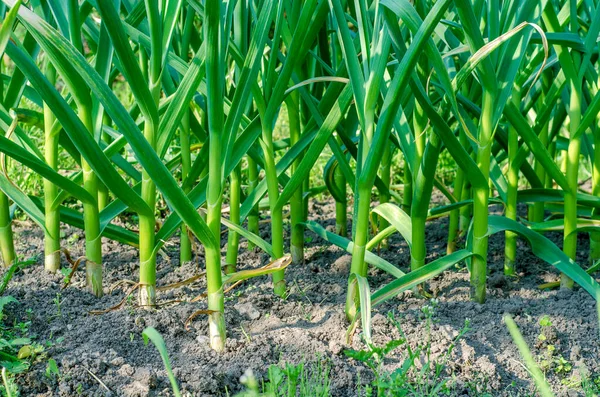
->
233, 358, 331, 397
535, 315, 573, 378
346, 302, 470, 397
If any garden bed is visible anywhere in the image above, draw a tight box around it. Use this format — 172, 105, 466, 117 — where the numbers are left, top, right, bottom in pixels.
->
4, 200, 599, 396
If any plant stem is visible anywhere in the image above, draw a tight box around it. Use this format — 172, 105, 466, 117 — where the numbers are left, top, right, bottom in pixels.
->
505, 87, 521, 276
79, 106, 103, 297
224, 0, 246, 274
410, 95, 428, 274
180, 112, 192, 265
334, 155, 347, 237
345, 187, 370, 321
447, 167, 464, 254
378, 143, 392, 249
530, 122, 549, 223
402, 161, 412, 213
459, 182, 471, 235
471, 90, 494, 303
205, 0, 226, 350
97, 115, 112, 211
44, 63, 60, 272
205, 149, 225, 350
411, 215, 426, 271
260, 127, 286, 296
0, 192, 15, 268
247, 157, 259, 250
69, 0, 102, 295
287, 93, 304, 264
561, 80, 582, 289
225, 165, 241, 274
96, 128, 110, 211
138, 84, 160, 306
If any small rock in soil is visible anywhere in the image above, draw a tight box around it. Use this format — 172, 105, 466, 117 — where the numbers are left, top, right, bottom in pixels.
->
133, 367, 157, 388
196, 334, 209, 345
330, 255, 352, 274
122, 380, 150, 397
234, 302, 261, 320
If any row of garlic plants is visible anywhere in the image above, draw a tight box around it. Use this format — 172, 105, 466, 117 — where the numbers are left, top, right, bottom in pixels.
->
0, 0, 599, 350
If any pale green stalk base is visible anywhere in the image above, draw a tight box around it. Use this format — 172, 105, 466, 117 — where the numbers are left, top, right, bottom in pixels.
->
345, 243, 366, 322
0, 193, 15, 268
446, 239, 457, 256
224, 262, 236, 276
139, 199, 157, 306
86, 262, 103, 297
138, 284, 156, 308
345, 188, 370, 321
272, 269, 286, 297
44, 178, 60, 272
205, 233, 225, 351
291, 244, 304, 265
44, 65, 60, 273
208, 290, 226, 352
504, 253, 516, 277
204, 166, 225, 346
44, 235, 60, 273
205, 247, 226, 351
84, 230, 103, 297
79, 103, 103, 297
345, 276, 361, 322
44, 252, 60, 272
82, 164, 103, 296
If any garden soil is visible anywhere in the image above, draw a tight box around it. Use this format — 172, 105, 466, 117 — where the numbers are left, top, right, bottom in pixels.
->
3, 199, 599, 396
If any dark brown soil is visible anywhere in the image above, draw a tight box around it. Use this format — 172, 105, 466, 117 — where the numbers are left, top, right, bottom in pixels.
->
2, 199, 599, 396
